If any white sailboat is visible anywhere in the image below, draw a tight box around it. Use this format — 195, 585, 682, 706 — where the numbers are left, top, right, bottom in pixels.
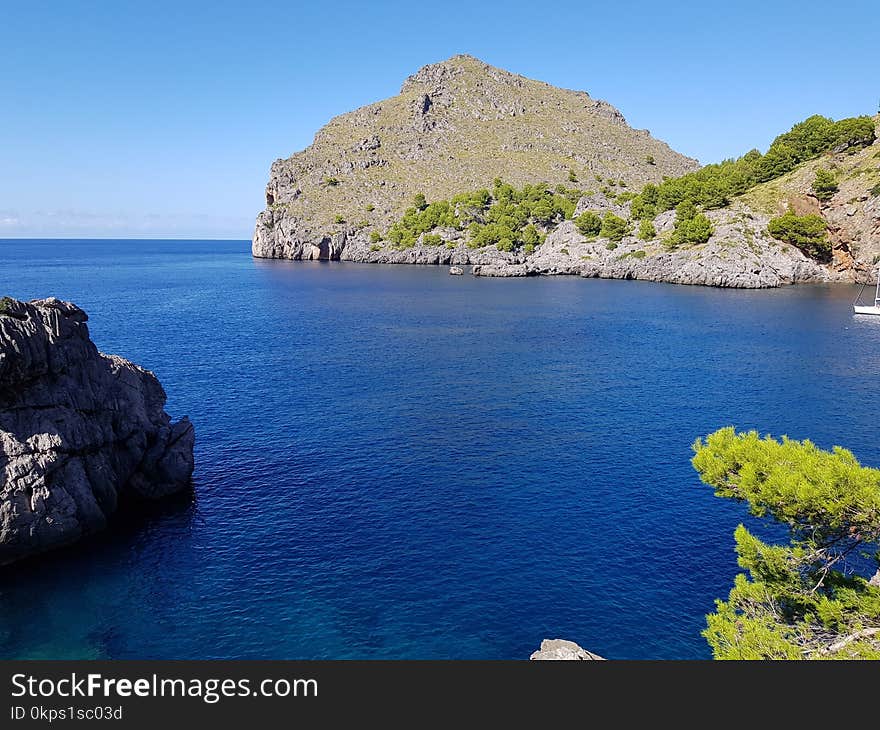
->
853, 268, 880, 315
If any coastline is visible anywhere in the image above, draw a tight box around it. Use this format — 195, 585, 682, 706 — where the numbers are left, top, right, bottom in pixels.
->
252, 212, 850, 290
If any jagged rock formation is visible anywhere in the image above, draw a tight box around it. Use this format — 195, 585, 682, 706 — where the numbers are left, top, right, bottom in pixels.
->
253, 54, 698, 261
0, 297, 194, 565
530, 639, 604, 660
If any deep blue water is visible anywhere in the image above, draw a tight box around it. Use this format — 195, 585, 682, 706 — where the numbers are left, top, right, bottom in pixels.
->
1, 239, 879, 659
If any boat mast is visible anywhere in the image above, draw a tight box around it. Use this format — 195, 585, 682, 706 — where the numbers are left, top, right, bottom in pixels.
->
875, 267, 880, 306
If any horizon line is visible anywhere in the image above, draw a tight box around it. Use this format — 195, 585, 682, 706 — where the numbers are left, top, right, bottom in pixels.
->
0, 236, 252, 241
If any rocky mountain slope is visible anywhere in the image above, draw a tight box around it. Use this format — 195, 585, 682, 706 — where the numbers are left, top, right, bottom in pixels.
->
471, 116, 880, 286
739, 122, 880, 279
254, 56, 879, 288
0, 297, 194, 565
253, 54, 698, 260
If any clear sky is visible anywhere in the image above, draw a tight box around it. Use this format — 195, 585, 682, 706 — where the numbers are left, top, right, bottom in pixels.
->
1, 0, 877, 239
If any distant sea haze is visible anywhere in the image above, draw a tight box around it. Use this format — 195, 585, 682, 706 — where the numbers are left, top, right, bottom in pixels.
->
0, 239, 876, 659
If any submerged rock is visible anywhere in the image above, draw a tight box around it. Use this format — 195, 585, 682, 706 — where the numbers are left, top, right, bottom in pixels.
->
530, 639, 605, 660
0, 297, 195, 565
448, 266, 464, 275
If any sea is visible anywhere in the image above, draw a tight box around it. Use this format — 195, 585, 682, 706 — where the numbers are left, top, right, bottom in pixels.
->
1, 238, 878, 659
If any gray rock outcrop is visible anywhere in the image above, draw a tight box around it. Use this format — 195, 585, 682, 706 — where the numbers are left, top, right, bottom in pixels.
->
0, 297, 194, 565
530, 639, 605, 660
475, 206, 835, 287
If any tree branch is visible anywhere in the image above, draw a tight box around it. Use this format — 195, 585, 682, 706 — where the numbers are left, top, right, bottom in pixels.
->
815, 628, 880, 656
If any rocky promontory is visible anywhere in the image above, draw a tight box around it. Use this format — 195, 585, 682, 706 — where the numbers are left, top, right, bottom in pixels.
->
0, 297, 194, 565
254, 53, 880, 289
253, 54, 697, 263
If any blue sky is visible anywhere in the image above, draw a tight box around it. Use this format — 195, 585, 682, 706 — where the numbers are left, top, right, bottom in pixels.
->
1, 0, 877, 239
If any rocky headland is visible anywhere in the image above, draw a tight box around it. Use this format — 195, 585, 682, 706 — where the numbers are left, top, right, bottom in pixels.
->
0, 297, 194, 565
253, 55, 880, 288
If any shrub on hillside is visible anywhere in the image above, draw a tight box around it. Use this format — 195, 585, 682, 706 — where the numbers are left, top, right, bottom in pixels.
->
630, 184, 659, 220
638, 219, 656, 241
767, 211, 830, 261
675, 199, 697, 222
599, 212, 630, 242
670, 213, 713, 246
521, 224, 542, 247
668, 201, 712, 245
828, 116, 876, 151
811, 168, 838, 202
575, 211, 602, 236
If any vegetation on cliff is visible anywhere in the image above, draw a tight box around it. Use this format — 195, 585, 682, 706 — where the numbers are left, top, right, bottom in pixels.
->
598, 212, 630, 242
386, 180, 579, 250
810, 168, 838, 202
693, 428, 880, 660
625, 114, 875, 219
372, 112, 876, 261
767, 211, 831, 261
668, 200, 713, 246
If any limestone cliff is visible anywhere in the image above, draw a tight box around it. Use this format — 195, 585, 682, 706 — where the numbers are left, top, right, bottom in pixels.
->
0, 297, 194, 565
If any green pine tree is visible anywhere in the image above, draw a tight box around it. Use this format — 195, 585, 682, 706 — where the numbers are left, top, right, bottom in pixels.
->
693, 428, 880, 660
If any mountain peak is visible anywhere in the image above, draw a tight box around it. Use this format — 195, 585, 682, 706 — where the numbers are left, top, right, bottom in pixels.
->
400, 53, 495, 94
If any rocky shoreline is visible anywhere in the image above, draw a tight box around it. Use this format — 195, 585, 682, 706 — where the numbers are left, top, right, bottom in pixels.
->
253, 202, 848, 289
0, 297, 195, 565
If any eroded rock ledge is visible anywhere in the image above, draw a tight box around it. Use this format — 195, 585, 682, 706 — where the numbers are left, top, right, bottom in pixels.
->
0, 297, 195, 565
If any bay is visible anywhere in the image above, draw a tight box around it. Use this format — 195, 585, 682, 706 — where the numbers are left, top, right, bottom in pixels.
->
1, 239, 877, 659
